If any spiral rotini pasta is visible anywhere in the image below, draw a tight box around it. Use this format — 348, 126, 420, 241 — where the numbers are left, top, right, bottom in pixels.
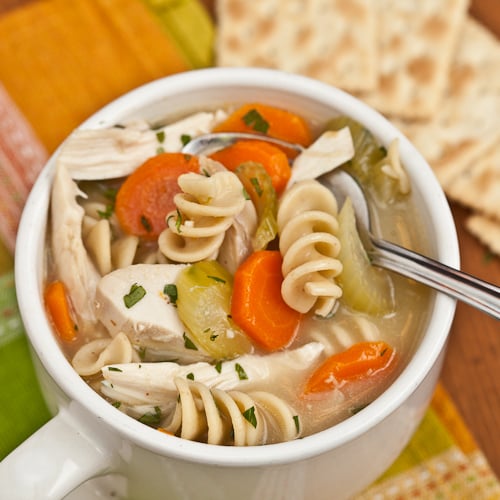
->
159, 377, 300, 445
277, 180, 343, 317
158, 171, 246, 263
72, 332, 140, 376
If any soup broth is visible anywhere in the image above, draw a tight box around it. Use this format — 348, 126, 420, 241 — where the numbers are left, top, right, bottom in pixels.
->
44, 102, 432, 445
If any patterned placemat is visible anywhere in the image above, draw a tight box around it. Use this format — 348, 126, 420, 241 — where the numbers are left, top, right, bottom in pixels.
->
0, 271, 51, 457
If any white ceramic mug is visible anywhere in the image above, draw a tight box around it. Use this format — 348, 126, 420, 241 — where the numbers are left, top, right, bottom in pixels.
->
1, 68, 459, 500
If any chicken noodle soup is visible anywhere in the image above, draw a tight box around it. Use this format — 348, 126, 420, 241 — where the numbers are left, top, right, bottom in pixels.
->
45, 103, 432, 445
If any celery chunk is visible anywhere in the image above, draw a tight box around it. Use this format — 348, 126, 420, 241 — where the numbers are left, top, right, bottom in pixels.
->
337, 198, 395, 316
326, 117, 400, 203
176, 261, 253, 359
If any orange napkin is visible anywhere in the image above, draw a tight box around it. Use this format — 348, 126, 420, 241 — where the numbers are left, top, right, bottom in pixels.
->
0, 0, 193, 154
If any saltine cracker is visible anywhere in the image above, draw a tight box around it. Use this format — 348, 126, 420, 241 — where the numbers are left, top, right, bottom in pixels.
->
392, 17, 500, 187
466, 215, 500, 257
362, 0, 469, 120
215, 0, 378, 93
446, 143, 500, 222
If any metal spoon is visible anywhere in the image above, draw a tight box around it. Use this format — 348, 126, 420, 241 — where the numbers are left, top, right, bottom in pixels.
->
183, 132, 500, 319
322, 168, 500, 319
182, 131, 304, 156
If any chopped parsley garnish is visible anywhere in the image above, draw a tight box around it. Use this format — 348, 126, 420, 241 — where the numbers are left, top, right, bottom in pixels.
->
250, 177, 262, 196
96, 188, 117, 220
235, 363, 248, 380
293, 415, 300, 434
140, 215, 152, 232
163, 283, 178, 304
138, 346, 147, 360
104, 188, 118, 202
242, 406, 257, 428
242, 109, 269, 133
186, 372, 195, 380
350, 404, 368, 415
138, 406, 162, 426
112, 401, 122, 409
242, 188, 250, 200
156, 130, 165, 143
156, 146, 165, 155
97, 204, 114, 220
108, 366, 122, 372
215, 360, 223, 373
204, 327, 218, 341
207, 275, 226, 284
181, 134, 192, 146
175, 209, 183, 233
167, 209, 182, 234
123, 283, 146, 308
183, 332, 198, 350
483, 250, 494, 263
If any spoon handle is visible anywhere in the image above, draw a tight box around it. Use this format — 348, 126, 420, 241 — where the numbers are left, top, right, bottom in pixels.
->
369, 238, 500, 319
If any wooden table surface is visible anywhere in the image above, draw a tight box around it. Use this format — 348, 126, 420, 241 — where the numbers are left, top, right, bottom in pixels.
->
1, 0, 499, 478
443, 204, 500, 478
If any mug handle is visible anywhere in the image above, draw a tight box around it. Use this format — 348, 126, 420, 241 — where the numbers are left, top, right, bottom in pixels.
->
0, 402, 118, 499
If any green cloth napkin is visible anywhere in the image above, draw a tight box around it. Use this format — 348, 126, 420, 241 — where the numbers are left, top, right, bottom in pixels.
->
0, 270, 51, 459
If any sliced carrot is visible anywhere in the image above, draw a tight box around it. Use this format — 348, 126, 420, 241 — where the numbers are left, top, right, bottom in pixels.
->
115, 152, 199, 240
210, 140, 291, 194
303, 341, 396, 395
44, 281, 78, 342
231, 250, 302, 352
213, 103, 313, 148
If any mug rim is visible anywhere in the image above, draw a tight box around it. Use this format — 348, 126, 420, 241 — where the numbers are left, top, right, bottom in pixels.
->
15, 67, 459, 467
